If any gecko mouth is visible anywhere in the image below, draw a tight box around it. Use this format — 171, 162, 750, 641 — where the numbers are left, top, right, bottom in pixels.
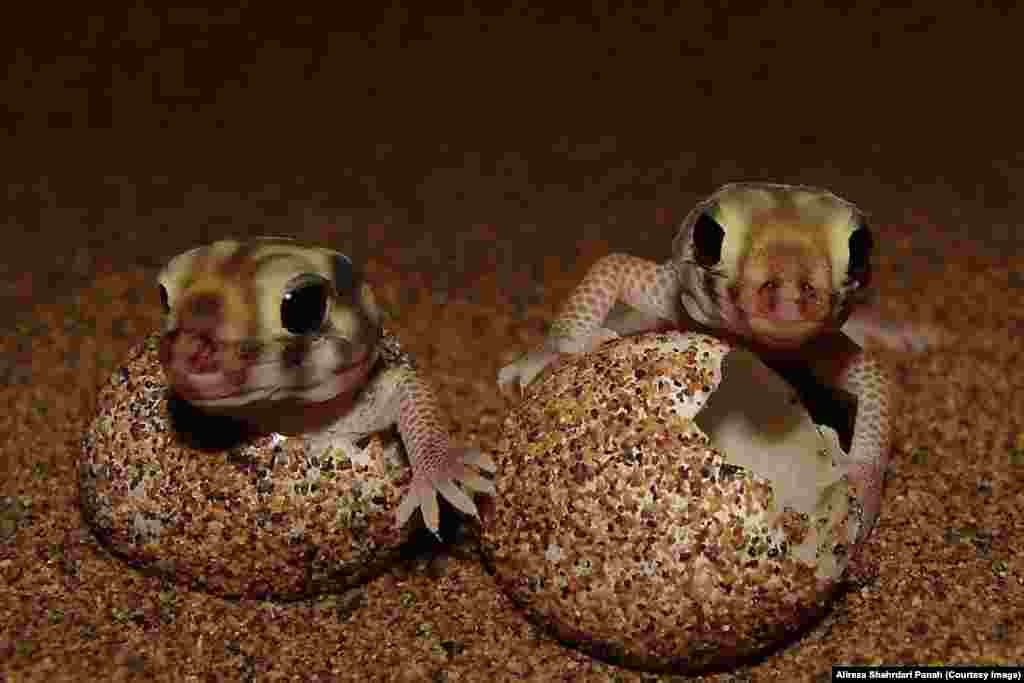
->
722, 303, 825, 348
172, 354, 375, 408
160, 332, 376, 408
740, 317, 827, 351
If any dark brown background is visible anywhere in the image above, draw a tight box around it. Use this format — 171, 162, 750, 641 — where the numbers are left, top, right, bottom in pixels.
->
3, 2, 1021, 313
2, 3, 1022, 681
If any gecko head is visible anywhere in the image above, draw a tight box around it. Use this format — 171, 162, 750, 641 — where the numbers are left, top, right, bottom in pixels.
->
156, 238, 382, 423
673, 182, 873, 349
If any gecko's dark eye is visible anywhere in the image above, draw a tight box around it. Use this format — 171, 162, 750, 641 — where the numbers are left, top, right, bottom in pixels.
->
692, 210, 725, 269
158, 284, 170, 314
847, 220, 873, 289
332, 253, 357, 294
281, 274, 330, 335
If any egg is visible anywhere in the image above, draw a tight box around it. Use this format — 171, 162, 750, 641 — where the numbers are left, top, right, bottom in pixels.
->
79, 333, 414, 599
481, 331, 860, 673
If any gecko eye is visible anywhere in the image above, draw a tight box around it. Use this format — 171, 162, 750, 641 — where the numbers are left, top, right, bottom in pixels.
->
692, 211, 725, 269
847, 220, 873, 288
158, 284, 171, 314
332, 253, 357, 294
281, 274, 330, 335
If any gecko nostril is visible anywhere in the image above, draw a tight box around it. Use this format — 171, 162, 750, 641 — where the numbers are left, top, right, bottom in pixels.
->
186, 334, 220, 373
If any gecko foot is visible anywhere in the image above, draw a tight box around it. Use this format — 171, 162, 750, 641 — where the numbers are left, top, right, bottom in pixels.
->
498, 328, 621, 398
843, 458, 885, 547
843, 309, 951, 353
396, 447, 496, 537
821, 425, 885, 548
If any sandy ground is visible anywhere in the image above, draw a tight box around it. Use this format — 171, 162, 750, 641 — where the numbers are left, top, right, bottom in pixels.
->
2, 4, 1022, 681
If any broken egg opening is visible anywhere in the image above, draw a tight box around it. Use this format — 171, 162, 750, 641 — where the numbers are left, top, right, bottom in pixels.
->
483, 331, 861, 673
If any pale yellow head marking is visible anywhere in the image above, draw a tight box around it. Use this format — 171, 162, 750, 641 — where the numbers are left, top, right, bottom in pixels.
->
787, 188, 862, 292
159, 240, 252, 341
714, 185, 860, 294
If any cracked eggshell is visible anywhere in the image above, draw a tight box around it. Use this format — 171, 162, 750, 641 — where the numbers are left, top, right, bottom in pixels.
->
482, 331, 859, 674
79, 333, 415, 599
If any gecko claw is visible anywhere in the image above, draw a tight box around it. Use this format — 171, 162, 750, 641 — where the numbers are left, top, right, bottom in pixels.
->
396, 478, 441, 536
498, 348, 560, 397
459, 473, 497, 496
435, 479, 479, 518
464, 449, 497, 472
396, 446, 495, 537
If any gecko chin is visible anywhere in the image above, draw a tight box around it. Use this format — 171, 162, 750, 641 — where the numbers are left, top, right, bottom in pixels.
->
748, 334, 813, 350
169, 375, 271, 406
718, 306, 825, 350
744, 318, 826, 349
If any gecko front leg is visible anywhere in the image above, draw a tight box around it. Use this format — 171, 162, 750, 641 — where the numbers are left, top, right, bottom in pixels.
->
310, 359, 495, 537
795, 334, 894, 547
498, 254, 682, 394
393, 368, 496, 534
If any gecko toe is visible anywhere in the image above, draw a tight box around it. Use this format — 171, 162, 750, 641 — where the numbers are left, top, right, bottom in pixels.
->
497, 363, 522, 396
466, 449, 497, 472
396, 480, 442, 537
420, 490, 441, 536
460, 473, 496, 496
499, 348, 561, 394
396, 489, 419, 528
436, 479, 479, 518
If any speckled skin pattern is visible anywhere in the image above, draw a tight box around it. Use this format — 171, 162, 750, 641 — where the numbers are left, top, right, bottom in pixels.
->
157, 238, 494, 537
486, 332, 857, 673
548, 255, 680, 348
834, 353, 892, 547
500, 183, 937, 548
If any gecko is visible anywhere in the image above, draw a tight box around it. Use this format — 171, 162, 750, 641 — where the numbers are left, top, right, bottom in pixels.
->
499, 182, 943, 548
157, 237, 495, 537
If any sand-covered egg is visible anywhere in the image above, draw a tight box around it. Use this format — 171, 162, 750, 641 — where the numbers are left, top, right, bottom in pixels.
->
482, 331, 860, 673
79, 333, 415, 599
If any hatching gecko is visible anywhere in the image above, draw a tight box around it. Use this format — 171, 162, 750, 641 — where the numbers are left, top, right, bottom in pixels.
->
499, 182, 943, 547
157, 238, 495, 537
